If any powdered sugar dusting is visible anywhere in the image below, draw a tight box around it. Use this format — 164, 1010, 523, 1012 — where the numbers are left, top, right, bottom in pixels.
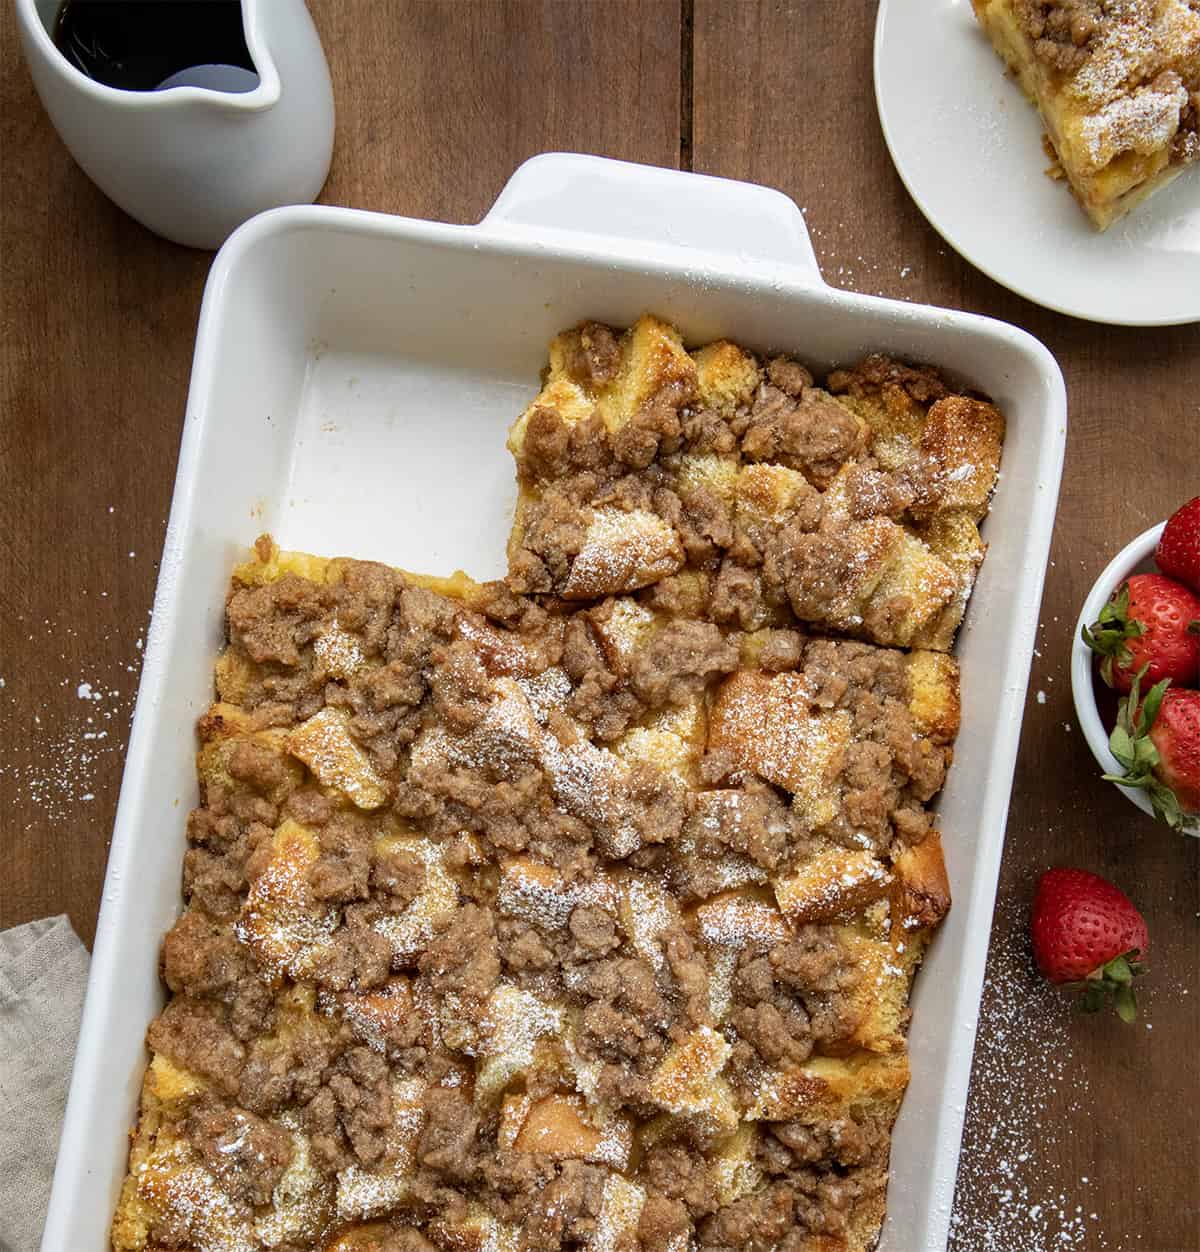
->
285, 707, 388, 810
516, 665, 573, 722
136, 1143, 257, 1252
948, 894, 1109, 1251
1057, 0, 1200, 171
624, 876, 674, 972
320, 978, 420, 1057
475, 983, 566, 1101
334, 1076, 425, 1220
561, 506, 683, 598
696, 893, 791, 947
372, 837, 459, 964
235, 826, 338, 979
0, 657, 138, 827
311, 623, 365, 680
590, 1173, 646, 1252
414, 676, 644, 857
707, 946, 738, 1024
1070, 0, 1197, 108
1079, 75, 1187, 166
497, 857, 621, 931
253, 1114, 330, 1246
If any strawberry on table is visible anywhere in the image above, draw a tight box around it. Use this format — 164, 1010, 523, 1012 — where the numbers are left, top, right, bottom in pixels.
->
1030, 868, 1149, 1023
1106, 672, 1200, 831
1156, 495, 1200, 593
1082, 573, 1200, 692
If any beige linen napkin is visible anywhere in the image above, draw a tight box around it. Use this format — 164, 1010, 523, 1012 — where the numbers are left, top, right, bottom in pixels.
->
0, 915, 89, 1252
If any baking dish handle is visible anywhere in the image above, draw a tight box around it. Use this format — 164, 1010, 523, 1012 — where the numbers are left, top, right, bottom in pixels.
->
480, 152, 825, 284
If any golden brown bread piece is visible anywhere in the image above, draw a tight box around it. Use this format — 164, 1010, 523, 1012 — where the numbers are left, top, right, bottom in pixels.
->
972, 0, 1200, 229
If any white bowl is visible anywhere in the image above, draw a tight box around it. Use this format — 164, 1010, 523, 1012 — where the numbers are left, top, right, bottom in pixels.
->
1069, 521, 1194, 828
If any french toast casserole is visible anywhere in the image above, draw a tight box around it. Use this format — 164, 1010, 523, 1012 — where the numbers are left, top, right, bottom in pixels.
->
111, 316, 1004, 1252
972, 0, 1200, 228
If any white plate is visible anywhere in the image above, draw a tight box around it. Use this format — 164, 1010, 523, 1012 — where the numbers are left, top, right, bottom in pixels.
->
874, 0, 1200, 326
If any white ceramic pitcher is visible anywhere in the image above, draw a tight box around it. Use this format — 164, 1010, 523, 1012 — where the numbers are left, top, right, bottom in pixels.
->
15, 0, 335, 249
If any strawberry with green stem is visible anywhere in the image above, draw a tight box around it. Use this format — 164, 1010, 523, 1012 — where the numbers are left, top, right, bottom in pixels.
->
1083, 574, 1200, 693
1105, 669, 1200, 831
1030, 868, 1149, 1023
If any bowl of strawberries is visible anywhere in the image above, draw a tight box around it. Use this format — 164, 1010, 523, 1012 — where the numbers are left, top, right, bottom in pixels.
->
1072, 496, 1200, 835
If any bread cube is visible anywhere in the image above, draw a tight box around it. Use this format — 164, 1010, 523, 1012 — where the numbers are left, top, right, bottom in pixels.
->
236, 820, 338, 980
618, 874, 679, 974
857, 525, 960, 647
824, 925, 911, 1055
911, 511, 987, 651
324, 976, 429, 1058
196, 703, 301, 805
709, 1121, 764, 1207
772, 849, 893, 924
707, 670, 852, 830
648, 1026, 738, 1142
735, 462, 819, 527
916, 396, 1005, 522
286, 707, 388, 810
675, 452, 741, 503
254, 1115, 332, 1246
905, 651, 961, 744
892, 832, 952, 937
589, 596, 660, 669
323, 1224, 403, 1252
594, 315, 695, 433
508, 314, 695, 459
590, 1174, 647, 1252
312, 623, 367, 681
614, 694, 706, 787
694, 891, 793, 947
691, 340, 762, 415
145, 1051, 208, 1111
427, 1204, 521, 1251
746, 1050, 909, 1122
132, 1142, 257, 1252
501, 1092, 633, 1169
498, 855, 579, 929
560, 506, 684, 599
474, 985, 566, 1107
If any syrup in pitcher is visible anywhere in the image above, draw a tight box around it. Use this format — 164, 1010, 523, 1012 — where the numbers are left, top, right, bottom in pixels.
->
53, 1, 258, 93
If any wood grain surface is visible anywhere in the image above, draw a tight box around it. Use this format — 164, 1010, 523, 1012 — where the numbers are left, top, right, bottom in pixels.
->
1, 1, 1196, 1249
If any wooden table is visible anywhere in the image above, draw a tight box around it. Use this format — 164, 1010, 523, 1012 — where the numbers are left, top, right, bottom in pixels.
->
2, 3, 1197, 1248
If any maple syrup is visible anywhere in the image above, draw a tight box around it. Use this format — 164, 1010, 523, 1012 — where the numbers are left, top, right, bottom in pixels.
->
53, 1, 256, 93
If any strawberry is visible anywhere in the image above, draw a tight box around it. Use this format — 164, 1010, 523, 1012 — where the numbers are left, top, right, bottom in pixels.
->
1082, 573, 1200, 692
1106, 671, 1200, 829
1156, 495, 1200, 593
1030, 868, 1149, 1022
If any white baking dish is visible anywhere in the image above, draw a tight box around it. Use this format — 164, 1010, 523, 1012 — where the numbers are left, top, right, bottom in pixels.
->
43, 153, 1066, 1252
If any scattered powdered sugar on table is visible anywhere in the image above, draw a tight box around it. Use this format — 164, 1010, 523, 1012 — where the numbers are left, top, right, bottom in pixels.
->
800, 214, 923, 300
948, 890, 1120, 1251
0, 617, 146, 828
